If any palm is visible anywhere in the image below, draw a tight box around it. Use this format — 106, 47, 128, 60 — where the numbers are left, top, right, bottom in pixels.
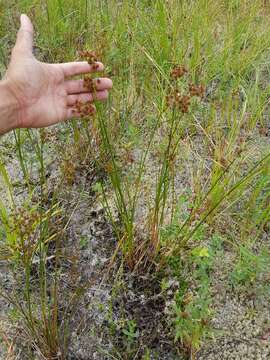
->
6, 57, 66, 127
28, 63, 68, 127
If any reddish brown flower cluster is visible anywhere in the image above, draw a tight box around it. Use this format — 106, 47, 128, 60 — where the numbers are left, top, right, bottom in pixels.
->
166, 91, 191, 113
73, 100, 95, 118
12, 207, 39, 238
83, 76, 102, 92
79, 50, 97, 64
79, 50, 99, 70
166, 64, 205, 114
83, 75, 95, 92
170, 65, 188, 80
61, 158, 76, 185
179, 95, 191, 113
189, 83, 205, 98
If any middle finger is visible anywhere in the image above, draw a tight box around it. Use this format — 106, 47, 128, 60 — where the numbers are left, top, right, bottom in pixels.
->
65, 78, 113, 94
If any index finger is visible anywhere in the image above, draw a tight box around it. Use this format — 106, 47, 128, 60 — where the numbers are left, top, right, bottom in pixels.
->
55, 61, 104, 77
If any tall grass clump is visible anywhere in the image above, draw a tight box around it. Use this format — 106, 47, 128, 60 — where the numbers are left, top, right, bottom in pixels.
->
92, 0, 270, 269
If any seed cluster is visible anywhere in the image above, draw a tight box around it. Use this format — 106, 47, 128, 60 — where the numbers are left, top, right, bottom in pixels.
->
189, 83, 205, 98
79, 50, 99, 70
73, 100, 96, 118
61, 158, 76, 185
83, 76, 101, 92
166, 91, 191, 113
166, 65, 205, 113
12, 207, 39, 239
74, 50, 103, 119
83, 75, 95, 92
170, 65, 188, 80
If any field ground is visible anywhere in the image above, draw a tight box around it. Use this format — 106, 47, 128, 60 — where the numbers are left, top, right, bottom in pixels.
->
0, 1, 270, 359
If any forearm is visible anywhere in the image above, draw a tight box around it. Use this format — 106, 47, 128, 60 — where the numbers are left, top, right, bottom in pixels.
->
0, 80, 19, 135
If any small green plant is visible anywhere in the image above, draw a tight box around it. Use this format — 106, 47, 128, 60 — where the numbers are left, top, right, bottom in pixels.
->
230, 246, 270, 288
172, 258, 212, 356
142, 348, 151, 360
79, 235, 89, 250
122, 319, 139, 346
167, 236, 223, 358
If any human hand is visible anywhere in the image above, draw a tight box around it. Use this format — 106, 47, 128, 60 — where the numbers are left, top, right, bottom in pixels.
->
2, 14, 112, 131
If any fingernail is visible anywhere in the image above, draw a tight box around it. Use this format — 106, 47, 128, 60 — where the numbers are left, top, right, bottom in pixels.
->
20, 14, 33, 33
20, 14, 27, 25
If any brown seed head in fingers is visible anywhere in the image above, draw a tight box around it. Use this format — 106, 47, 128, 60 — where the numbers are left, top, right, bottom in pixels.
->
83, 75, 95, 92
78, 50, 98, 65
92, 62, 100, 71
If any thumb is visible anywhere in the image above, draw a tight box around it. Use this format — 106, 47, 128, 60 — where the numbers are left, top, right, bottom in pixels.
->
14, 14, 34, 54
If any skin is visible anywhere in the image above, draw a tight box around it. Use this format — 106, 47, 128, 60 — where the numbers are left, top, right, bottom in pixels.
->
0, 14, 113, 135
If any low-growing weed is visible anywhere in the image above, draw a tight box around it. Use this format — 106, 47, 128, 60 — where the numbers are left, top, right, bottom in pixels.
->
230, 246, 270, 289
122, 319, 139, 350
166, 236, 224, 358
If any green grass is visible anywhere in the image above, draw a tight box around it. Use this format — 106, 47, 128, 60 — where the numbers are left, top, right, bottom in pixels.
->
1, 0, 270, 358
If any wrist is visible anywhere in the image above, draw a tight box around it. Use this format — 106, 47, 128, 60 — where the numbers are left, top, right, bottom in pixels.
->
0, 79, 20, 135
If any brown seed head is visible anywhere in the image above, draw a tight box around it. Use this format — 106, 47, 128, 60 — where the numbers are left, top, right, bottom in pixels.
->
189, 83, 205, 98
166, 90, 191, 113
180, 95, 191, 113
78, 50, 98, 65
170, 65, 188, 80
83, 75, 95, 92
92, 62, 100, 71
